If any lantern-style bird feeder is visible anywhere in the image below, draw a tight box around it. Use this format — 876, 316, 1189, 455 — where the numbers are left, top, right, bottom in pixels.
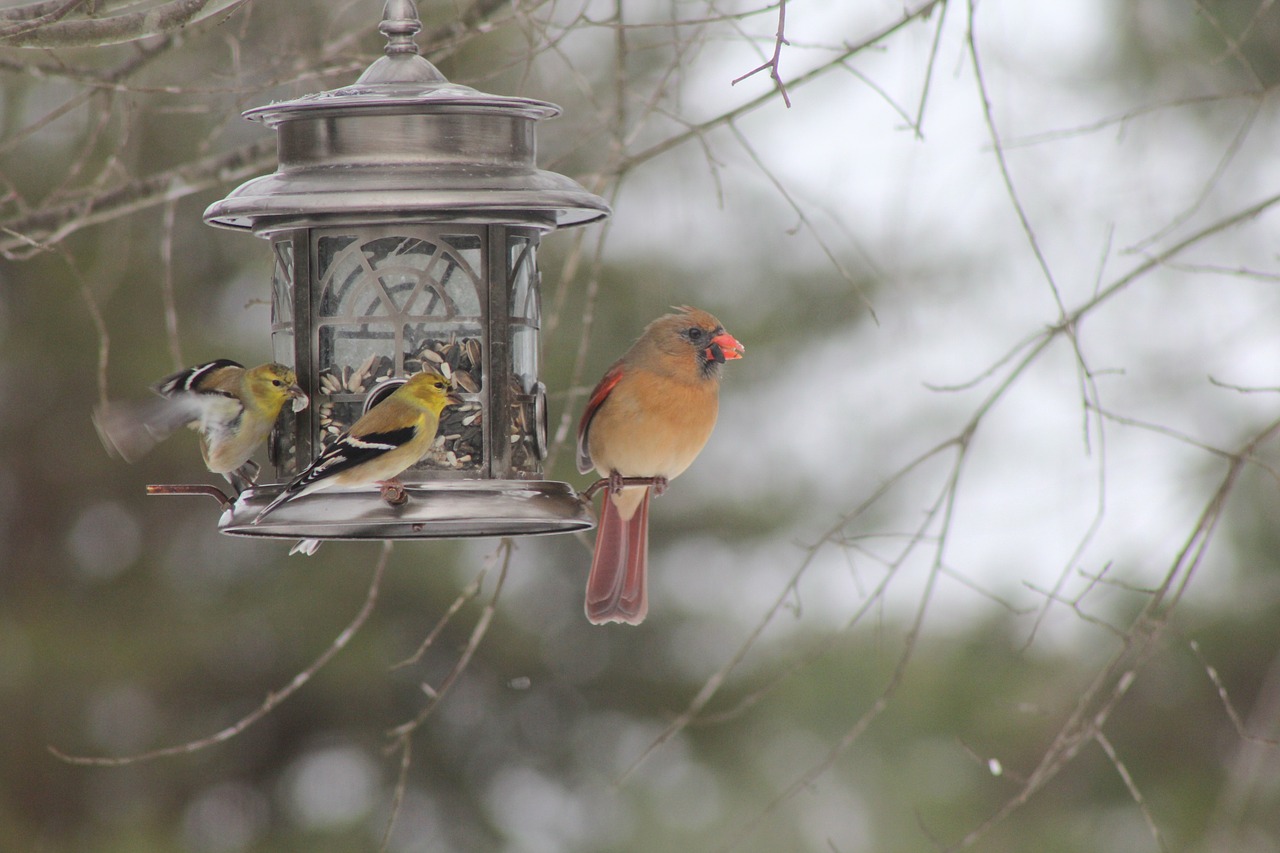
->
199, 0, 609, 541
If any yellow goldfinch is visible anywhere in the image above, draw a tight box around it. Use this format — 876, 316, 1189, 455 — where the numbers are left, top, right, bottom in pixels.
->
94, 360, 309, 493
253, 370, 460, 523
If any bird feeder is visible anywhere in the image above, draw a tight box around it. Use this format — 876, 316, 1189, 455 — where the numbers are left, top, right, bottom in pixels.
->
196, 0, 609, 541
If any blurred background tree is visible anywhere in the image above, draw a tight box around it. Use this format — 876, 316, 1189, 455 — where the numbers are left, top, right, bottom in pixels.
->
2, 0, 1280, 851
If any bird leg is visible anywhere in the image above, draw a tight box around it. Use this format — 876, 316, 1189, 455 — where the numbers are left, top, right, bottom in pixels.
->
379, 479, 409, 506
583, 475, 670, 503
224, 460, 260, 495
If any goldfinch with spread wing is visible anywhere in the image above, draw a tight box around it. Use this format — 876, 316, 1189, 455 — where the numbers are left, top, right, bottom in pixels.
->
94, 360, 308, 493
253, 370, 460, 524
577, 306, 743, 625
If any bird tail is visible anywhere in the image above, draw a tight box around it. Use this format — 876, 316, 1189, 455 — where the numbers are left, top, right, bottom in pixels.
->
92, 398, 199, 463
252, 483, 298, 524
585, 488, 649, 625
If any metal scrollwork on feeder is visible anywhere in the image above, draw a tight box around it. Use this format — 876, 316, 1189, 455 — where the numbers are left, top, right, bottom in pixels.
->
196, 0, 609, 542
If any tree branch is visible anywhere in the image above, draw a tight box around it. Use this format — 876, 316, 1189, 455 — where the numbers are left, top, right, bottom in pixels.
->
49, 542, 391, 767
0, 138, 275, 258
730, 0, 791, 107
0, 0, 250, 48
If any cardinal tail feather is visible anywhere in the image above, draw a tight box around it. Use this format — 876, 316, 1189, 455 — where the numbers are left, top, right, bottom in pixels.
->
585, 489, 649, 625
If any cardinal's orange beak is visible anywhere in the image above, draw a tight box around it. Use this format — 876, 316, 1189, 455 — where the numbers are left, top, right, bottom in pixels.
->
709, 331, 744, 362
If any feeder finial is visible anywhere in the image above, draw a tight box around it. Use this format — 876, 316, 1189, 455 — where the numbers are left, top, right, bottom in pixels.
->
380, 0, 422, 57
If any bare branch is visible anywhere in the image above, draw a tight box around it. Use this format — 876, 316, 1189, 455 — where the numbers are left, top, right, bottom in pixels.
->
1095, 731, 1169, 853
0, 0, 85, 21
616, 0, 947, 173
0, 0, 83, 40
728, 122, 877, 320
50, 542, 390, 767
730, 0, 792, 108
389, 569, 488, 671
0, 138, 275, 257
158, 199, 184, 370
910, 0, 949, 136
381, 540, 512, 847
965, 0, 1066, 315
1188, 639, 1280, 746
951, 416, 1280, 849
0, 0, 251, 48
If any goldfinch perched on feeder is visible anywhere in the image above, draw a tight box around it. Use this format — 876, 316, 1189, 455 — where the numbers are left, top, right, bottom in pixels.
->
253, 370, 461, 524
94, 360, 309, 493
576, 306, 744, 625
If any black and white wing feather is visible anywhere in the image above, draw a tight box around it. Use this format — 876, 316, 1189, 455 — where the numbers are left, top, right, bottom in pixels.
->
253, 425, 416, 520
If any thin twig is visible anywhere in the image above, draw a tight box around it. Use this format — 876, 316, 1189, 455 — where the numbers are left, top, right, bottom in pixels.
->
950, 417, 1280, 849
389, 569, 488, 671
1188, 639, 1280, 746
728, 122, 877, 321
380, 540, 512, 847
730, 0, 792, 107
1095, 731, 1169, 853
965, 0, 1066, 315
159, 199, 184, 369
0, 0, 252, 48
910, 0, 949, 136
50, 542, 391, 767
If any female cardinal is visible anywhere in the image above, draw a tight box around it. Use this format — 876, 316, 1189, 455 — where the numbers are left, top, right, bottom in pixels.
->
576, 306, 744, 625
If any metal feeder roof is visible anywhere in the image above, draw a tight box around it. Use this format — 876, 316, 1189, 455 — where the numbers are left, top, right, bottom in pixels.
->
204, 0, 610, 234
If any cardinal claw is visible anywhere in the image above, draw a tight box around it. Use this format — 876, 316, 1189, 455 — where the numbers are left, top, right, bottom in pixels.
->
651, 476, 669, 497
608, 471, 625, 496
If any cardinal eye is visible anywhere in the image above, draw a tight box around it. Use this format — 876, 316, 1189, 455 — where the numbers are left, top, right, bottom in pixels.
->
686, 326, 707, 342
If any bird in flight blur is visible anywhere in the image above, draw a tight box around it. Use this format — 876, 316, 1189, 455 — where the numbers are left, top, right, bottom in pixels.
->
94, 359, 308, 493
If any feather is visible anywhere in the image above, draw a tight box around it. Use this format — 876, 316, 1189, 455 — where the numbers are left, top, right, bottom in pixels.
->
585, 488, 650, 625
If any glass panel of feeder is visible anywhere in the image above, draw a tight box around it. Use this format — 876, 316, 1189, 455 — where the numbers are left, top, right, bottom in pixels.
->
268, 239, 298, 473
315, 232, 426, 439
507, 234, 541, 474
404, 328, 484, 473
315, 400, 365, 452
396, 233, 486, 474
316, 235, 364, 318
508, 235, 539, 394
419, 392, 483, 473
271, 239, 294, 328
396, 234, 483, 319
270, 239, 296, 364
317, 323, 397, 402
